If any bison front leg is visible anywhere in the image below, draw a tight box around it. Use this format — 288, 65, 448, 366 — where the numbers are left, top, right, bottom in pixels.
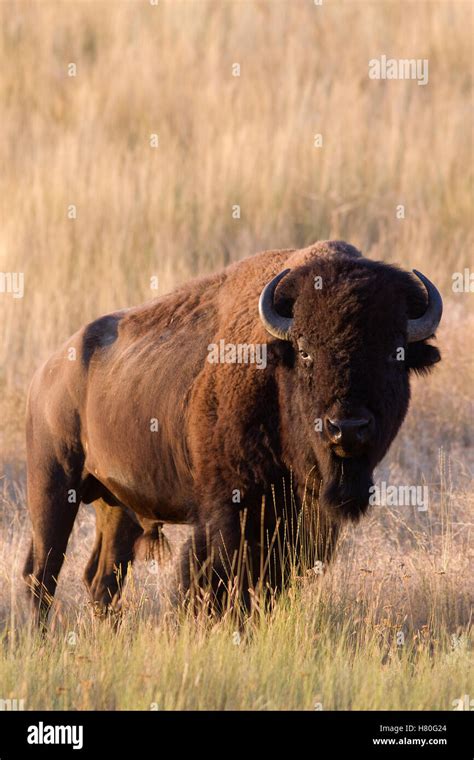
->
177, 513, 241, 615
84, 500, 142, 616
177, 507, 276, 617
176, 495, 340, 617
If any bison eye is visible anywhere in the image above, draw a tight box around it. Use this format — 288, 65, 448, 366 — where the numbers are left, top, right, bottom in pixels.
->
297, 338, 312, 364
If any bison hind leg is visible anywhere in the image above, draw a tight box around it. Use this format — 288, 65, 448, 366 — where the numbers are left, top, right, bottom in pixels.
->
84, 500, 142, 617
24, 467, 81, 630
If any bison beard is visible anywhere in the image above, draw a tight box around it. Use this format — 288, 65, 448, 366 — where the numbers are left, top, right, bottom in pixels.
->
320, 455, 374, 522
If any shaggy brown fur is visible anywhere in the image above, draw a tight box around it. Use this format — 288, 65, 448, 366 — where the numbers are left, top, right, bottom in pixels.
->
23, 240, 441, 622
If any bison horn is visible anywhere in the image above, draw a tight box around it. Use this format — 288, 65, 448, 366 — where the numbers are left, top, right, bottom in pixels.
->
258, 269, 293, 341
407, 270, 443, 343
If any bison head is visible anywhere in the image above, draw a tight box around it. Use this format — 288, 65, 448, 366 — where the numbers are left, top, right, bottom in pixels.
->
258, 245, 442, 522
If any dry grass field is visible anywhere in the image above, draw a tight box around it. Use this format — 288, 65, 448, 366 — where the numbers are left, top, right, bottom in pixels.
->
0, 0, 472, 710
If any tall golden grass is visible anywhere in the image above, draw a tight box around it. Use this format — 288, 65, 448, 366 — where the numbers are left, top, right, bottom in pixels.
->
0, 0, 472, 710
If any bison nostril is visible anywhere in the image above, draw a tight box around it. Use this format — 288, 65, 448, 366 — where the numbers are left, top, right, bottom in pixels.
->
325, 416, 372, 448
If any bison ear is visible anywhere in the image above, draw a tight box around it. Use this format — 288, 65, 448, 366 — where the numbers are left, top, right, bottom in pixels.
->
405, 342, 441, 375
273, 288, 296, 319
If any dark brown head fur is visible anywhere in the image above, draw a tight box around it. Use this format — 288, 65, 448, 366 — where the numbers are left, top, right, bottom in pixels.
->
268, 243, 440, 521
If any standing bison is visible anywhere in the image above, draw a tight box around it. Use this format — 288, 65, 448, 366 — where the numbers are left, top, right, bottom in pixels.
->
23, 240, 442, 622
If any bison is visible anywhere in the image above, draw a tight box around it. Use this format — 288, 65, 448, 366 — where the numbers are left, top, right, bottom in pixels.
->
23, 240, 442, 622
